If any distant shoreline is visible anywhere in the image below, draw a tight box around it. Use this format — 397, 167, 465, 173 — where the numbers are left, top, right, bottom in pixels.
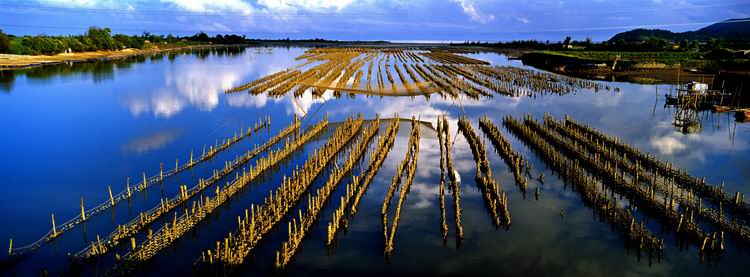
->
0, 44, 227, 70
0, 42, 451, 70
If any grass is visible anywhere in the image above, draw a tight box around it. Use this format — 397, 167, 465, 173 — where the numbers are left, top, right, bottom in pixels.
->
536, 50, 702, 62
532, 50, 716, 69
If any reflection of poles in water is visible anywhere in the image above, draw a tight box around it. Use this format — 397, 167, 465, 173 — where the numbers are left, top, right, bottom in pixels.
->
7, 116, 271, 259
652, 85, 659, 116
731, 121, 738, 146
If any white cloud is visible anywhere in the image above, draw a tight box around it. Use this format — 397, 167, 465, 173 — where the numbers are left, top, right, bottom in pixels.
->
258, 0, 356, 13
160, 0, 255, 14
35, 0, 98, 7
151, 92, 185, 117
650, 135, 686, 155
122, 129, 183, 154
227, 93, 269, 108
453, 0, 495, 23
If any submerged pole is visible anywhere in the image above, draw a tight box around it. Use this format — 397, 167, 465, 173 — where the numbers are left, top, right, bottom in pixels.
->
51, 213, 57, 238
108, 186, 114, 206
80, 197, 86, 222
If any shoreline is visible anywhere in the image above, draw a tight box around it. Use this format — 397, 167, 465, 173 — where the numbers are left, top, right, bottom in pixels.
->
0, 42, 439, 71
0, 44, 226, 70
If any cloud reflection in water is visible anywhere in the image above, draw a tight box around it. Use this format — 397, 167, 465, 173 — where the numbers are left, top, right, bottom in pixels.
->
122, 128, 183, 154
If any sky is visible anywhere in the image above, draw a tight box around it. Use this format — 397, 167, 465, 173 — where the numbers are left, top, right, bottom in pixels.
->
0, 0, 748, 41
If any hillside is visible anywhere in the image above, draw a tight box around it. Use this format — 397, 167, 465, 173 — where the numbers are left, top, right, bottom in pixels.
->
609, 17, 750, 42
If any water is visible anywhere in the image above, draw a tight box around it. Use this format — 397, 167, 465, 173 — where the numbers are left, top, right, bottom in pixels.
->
1, 47, 749, 276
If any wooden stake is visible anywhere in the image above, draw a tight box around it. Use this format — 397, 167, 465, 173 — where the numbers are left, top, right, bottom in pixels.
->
108, 185, 114, 206
126, 177, 132, 198
80, 197, 86, 222
51, 213, 57, 238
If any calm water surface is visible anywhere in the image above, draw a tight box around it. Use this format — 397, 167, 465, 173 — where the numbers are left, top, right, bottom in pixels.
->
1, 47, 749, 276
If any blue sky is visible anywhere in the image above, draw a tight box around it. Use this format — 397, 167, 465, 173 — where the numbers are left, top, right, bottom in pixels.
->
0, 0, 748, 41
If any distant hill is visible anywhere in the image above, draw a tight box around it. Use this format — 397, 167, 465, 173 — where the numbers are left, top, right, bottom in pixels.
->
609, 18, 750, 42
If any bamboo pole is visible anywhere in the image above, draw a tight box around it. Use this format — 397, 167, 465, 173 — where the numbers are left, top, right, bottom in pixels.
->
51, 214, 57, 238
108, 186, 114, 206
80, 197, 86, 222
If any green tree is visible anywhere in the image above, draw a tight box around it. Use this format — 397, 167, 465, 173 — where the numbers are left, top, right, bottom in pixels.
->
9, 39, 32, 55
78, 36, 96, 51
23, 36, 66, 54
0, 29, 10, 53
61, 36, 85, 52
86, 26, 115, 50
678, 39, 688, 50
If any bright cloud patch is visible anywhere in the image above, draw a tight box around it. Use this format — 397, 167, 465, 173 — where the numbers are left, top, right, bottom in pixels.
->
160, 0, 255, 14
453, 0, 495, 23
258, 0, 356, 13
35, 0, 98, 7
649, 135, 687, 155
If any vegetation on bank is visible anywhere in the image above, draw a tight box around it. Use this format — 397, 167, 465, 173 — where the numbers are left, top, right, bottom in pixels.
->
0, 26, 387, 57
454, 18, 750, 72
0, 27, 250, 55
529, 47, 749, 71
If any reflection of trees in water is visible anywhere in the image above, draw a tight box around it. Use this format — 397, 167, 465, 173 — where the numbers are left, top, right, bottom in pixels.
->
0, 70, 14, 93
149, 53, 165, 63
19, 58, 145, 84
191, 46, 246, 60
1, 46, 248, 89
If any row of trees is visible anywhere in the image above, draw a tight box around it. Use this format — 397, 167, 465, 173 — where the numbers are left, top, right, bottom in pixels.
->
454, 36, 746, 54
0, 27, 254, 55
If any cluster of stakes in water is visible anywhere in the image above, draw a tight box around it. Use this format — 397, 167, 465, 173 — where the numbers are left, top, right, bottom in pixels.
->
195, 114, 364, 270
224, 48, 616, 99
503, 113, 750, 260
458, 116, 511, 228
5, 110, 750, 274
7, 116, 272, 258
6, 46, 750, 274
380, 117, 421, 258
437, 115, 463, 243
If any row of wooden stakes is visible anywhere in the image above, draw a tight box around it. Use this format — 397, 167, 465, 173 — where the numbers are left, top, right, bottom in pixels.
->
275, 117, 381, 268
478, 116, 529, 192
437, 115, 463, 241
517, 114, 725, 253
106, 116, 328, 274
199, 114, 364, 267
329, 115, 400, 245
77, 116, 294, 259
544, 114, 750, 244
8, 116, 270, 258
421, 50, 489, 65
458, 117, 511, 227
561, 115, 748, 218
502, 115, 664, 253
382, 117, 421, 257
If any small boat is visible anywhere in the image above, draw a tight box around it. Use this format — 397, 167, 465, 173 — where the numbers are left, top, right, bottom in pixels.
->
734, 109, 750, 121
712, 105, 732, 113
